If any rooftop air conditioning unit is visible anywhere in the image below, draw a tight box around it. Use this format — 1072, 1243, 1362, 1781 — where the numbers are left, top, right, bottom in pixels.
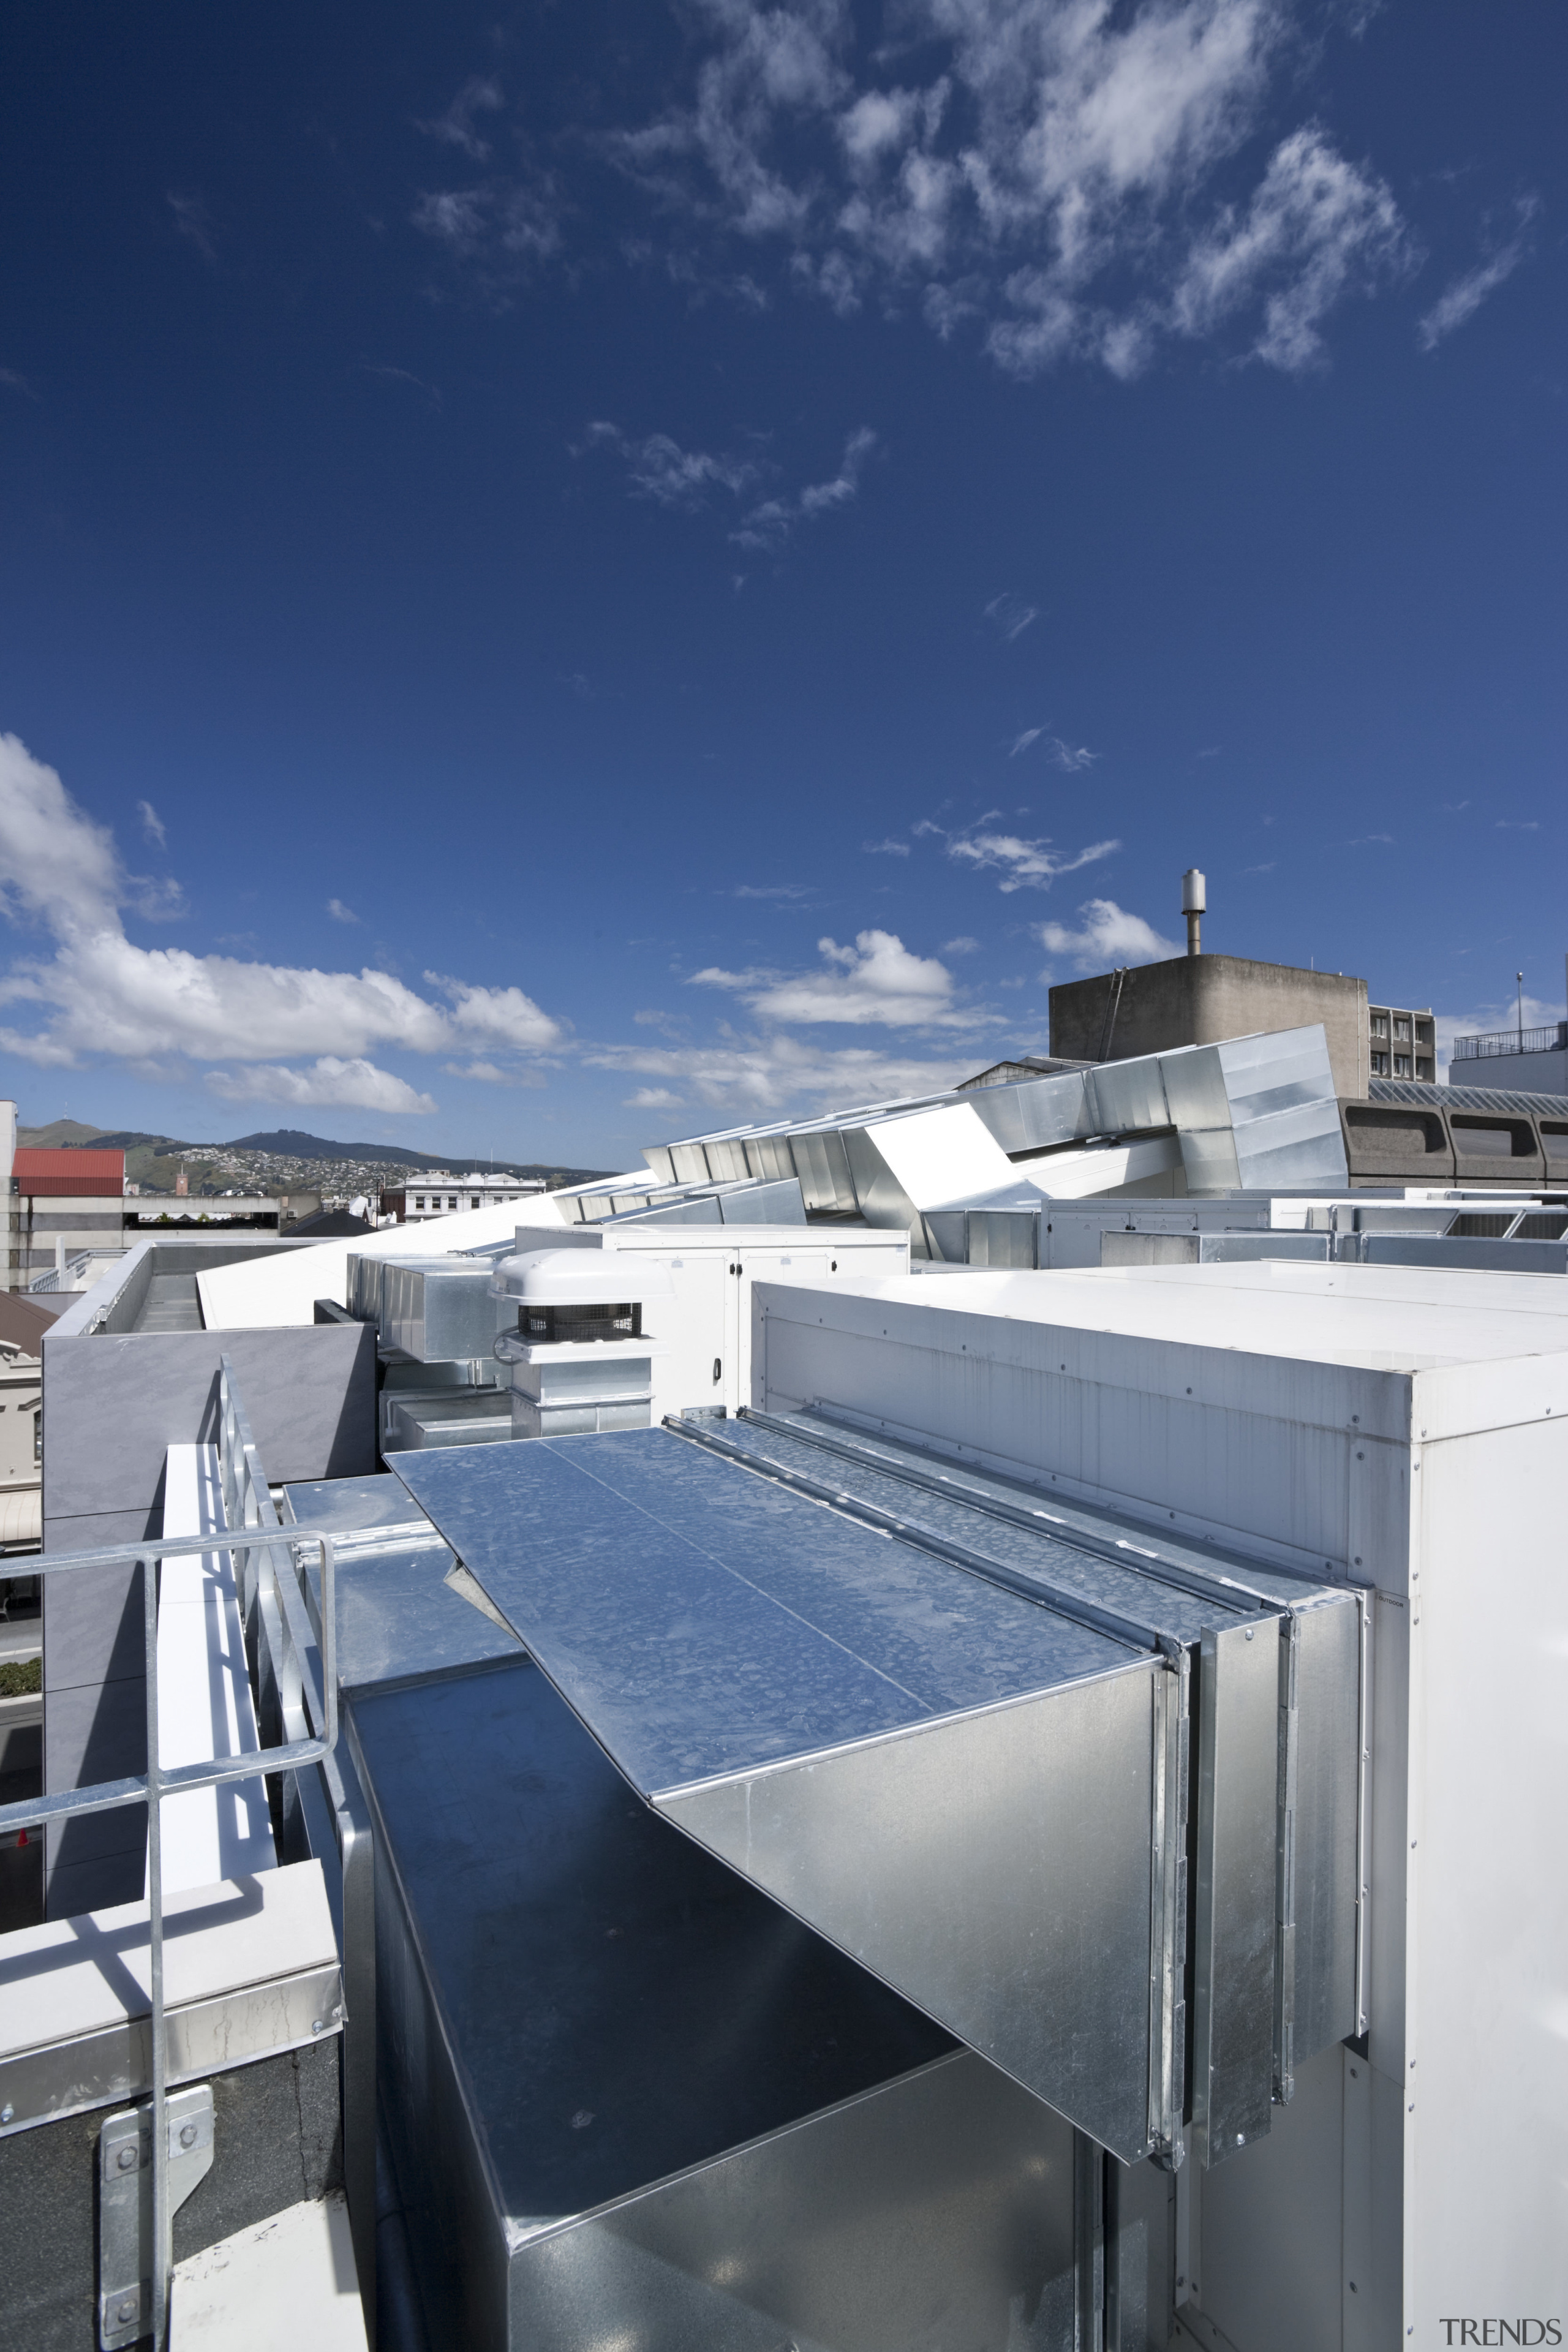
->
490, 1251, 673, 1440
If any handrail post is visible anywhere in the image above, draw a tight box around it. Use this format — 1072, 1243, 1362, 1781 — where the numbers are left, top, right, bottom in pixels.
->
143, 1547, 170, 2352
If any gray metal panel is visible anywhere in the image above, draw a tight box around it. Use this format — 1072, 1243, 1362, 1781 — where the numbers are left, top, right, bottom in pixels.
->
1191, 1619, 1281, 2168
382, 1261, 503, 1362
660, 1665, 1161, 2161
967, 1068, 1092, 1155
1087, 1058, 1170, 1135
840, 1125, 922, 1237
1286, 1593, 1361, 2068
717, 1176, 806, 1224
508, 2051, 1079, 2352
353, 1657, 1085, 2352
391, 1433, 1139, 1794
1362, 1233, 1568, 1273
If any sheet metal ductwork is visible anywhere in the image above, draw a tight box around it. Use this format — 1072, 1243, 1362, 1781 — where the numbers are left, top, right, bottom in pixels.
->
392, 1415, 1364, 2174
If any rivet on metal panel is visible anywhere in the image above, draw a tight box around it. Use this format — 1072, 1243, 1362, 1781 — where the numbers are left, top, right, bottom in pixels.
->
311, 2018, 323, 2034
0, 2105, 12, 2125
1245, 1629, 1254, 1642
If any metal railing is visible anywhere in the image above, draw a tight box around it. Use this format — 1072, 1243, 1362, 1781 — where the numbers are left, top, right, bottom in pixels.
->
0, 1377, 339, 2351
27, 1249, 94, 1294
1452, 1023, 1568, 1060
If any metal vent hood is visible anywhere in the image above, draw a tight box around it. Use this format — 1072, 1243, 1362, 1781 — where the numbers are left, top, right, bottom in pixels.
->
393, 1415, 1364, 2169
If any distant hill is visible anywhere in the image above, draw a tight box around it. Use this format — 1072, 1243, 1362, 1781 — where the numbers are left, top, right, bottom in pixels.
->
17, 1121, 610, 1186
222, 1130, 608, 1179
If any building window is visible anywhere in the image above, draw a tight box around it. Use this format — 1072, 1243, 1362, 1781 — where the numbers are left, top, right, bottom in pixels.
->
1371, 1052, 1388, 1074
448, 1195, 458, 1209
1394, 1054, 1411, 1076
1370, 1015, 1388, 1037
1415, 1060, 1433, 1080
471, 1196, 481, 1208
414, 1197, 425, 1210
1393, 1019, 1411, 1041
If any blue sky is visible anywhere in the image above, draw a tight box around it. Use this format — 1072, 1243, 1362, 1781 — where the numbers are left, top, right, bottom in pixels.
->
1, 1, 1562, 1167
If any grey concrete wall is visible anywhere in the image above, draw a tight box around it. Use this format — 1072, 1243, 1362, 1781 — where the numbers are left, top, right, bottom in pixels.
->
1049, 956, 1369, 1099
40, 1319, 375, 1915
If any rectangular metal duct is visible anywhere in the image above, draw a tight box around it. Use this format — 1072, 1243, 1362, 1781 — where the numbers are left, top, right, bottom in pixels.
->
379, 1259, 503, 1363
352, 1652, 1094, 2352
393, 1419, 1362, 2169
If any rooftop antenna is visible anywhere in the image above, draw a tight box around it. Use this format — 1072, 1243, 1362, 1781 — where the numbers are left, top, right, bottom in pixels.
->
1182, 868, 1205, 958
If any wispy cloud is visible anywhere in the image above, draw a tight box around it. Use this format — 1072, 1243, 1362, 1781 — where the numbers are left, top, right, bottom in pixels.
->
1046, 737, 1099, 772
604, 2, 1413, 379
583, 421, 761, 507
985, 594, 1037, 644
927, 818, 1120, 894
327, 898, 360, 924
691, 929, 984, 1029
942, 936, 979, 955
862, 836, 911, 856
136, 799, 167, 849
1243, 860, 1276, 875
731, 426, 877, 551
1009, 728, 1042, 758
361, 360, 442, 412
1038, 899, 1182, 968
167, 191, 217, 263
418, 77, 504, 164
1419, 199, 1537, 352
0, 368, 39, 402
733, 881, 810, 898
1494, 819, 1539, 832
589, 1031, 978, 1116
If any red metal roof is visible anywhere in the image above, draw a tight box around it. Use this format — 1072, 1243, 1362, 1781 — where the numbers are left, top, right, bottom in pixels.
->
13, 1147, 125, 1197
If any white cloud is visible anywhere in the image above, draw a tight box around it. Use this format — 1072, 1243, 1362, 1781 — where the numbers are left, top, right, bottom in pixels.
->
862, 836, 911, 856
691, 927, 983, 1028
1418, 201, 1536, 352
942, 935, 980, 954
137, 799, 167, 848
1009, 728, 1042, 757
1171, 127, 1408, 371
605, 1, 1412, 376
589, 1030, 978, 1115
441, 1057, 546, 1086
731, 426, 877, 549
419, 77, 504, 164
583, 421, 761, 507
984, 593, 1036, 642
327, 897, 360, 924
0, 733, 562, 1088
412, 173, 562, 274
167, 192, 217, 263
626, 1085, 684, 1109
1046, 737, 1099, 772
205, 1058, 437, 1115
943, 825, 1120, 892
1036, 897, 1182, 967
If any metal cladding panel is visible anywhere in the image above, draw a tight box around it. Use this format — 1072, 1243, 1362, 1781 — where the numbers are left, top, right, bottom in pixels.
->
670, 1142, 711, 1185
384, 1261, 503, 1362
861, 1104, 1017, 1213
1286, 1593, 1362, 2068
1087, 1058, 1170, 1135
1174, 1126, 1242, 1194
391, 1432, 1137, 1793
744, 1133, 796, 1183
1157, 1044, 1232, 1134
701, 1137, 750, 1183
842, 1125, 923, 1237
967, 1069, 1092, 1155
717, 1176, 807, 1224
391, 1430, 1169, 2154
1191, 1619, 1281, 2167
508, 2052, 1079, 2352
353, 1656, 1082, 2352
660, 1667, 1159, 2160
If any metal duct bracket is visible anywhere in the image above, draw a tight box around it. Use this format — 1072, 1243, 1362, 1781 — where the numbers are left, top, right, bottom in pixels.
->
99, 2084, 214, 2350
